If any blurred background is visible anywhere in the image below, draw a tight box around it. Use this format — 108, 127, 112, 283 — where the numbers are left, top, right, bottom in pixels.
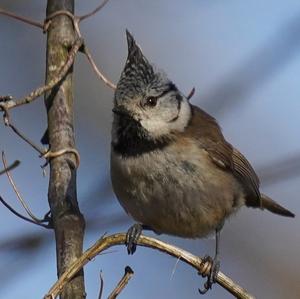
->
0, 1, 300, 298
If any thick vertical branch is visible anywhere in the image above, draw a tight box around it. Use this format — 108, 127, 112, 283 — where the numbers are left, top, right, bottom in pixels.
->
45, 1, 85, 299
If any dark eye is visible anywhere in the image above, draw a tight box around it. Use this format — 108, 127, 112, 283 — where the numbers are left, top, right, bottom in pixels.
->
144, 97, 157, 107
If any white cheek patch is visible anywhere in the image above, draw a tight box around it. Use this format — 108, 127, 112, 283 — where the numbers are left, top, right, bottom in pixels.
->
168, 98, 191, 131
140, 97, 191, 138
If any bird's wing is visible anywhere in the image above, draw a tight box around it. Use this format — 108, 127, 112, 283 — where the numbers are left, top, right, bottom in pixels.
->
188, 105, 261, 205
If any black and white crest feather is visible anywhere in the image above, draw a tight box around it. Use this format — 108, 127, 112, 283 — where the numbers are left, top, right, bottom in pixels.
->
115, 31, 158, 103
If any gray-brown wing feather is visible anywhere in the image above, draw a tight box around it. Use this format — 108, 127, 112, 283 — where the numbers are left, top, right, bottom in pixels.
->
188, 105, 261, 206
231, 148, 261, 204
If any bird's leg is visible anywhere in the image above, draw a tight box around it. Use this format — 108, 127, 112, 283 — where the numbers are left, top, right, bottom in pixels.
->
126, 223, 151, 255
199, 223, 223, 294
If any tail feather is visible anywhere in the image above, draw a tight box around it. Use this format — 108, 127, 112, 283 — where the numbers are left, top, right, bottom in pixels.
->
260, 194, 295, 218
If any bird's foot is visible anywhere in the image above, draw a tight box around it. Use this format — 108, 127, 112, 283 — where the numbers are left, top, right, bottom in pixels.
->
126, 223, 143, 255
198, 255, 220, 295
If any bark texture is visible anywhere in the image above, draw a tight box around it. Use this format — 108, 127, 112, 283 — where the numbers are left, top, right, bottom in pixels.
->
45, 1, 85, 298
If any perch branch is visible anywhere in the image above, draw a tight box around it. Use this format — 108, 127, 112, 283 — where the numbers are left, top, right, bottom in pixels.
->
108, 266, 134, 299
44, 233, 255, 299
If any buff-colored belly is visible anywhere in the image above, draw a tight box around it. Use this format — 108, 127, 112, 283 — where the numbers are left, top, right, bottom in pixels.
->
111, 146, 244, 238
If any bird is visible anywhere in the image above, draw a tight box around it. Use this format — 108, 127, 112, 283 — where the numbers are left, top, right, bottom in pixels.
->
110, 30, 295, 293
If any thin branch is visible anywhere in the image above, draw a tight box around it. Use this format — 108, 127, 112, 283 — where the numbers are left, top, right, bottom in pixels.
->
0, 8, 116, 94
79, 0, 111, 22
83, 45, 116, 89
1, 106, 45, 155
186, 87, 195, 100
0, 160, 20, 176
1, 151, 50, 226
9, 121, 45, 154
0, 8, 44, 29
0, 195, 49, 228
44, 233, 255, 299
0, 195, 50, 228
45, 6, 117, 90
0, 38, 83, 112
108, 266, 134, 299
98, 271, 104, 299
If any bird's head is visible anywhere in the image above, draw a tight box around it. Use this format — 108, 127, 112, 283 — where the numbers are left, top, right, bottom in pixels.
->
113, 31, 191, 140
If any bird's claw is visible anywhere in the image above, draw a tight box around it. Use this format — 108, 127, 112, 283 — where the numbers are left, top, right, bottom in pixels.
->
126, 223, 143, 255
198, 255, 220, 295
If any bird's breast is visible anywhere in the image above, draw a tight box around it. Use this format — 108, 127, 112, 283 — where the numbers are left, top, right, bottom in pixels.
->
110, 141, 244, 238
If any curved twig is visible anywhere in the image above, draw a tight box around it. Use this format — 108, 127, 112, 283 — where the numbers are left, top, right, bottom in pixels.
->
0, 195, 50, 228
45, 9, 116, 89
1, 106, 45, 155
79, 0, 111, 22
83, 45, 116, 89
1, 152, 51, 227
44, 233, 255, 299
0, 4, 116, 95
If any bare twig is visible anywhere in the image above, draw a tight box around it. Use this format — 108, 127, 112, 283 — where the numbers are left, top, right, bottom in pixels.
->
45, 10, 116, 89
98, 271, 104, 299
0, 0, 111, 29
187, 87, 195, 100
0, 38, 83, 112
9, 121, 45, 154
1, 152, 50, 226
83, 45, 116, 89
1, 108, 80, 168
0, 8, 44, 29
0, 195, 50, 228
0, 6, 116, 95
79, 0, 111, 22
1, 107, 45, 155
0, 160, 20, 176
44, 233, 255, 299
108, 266, 134, 299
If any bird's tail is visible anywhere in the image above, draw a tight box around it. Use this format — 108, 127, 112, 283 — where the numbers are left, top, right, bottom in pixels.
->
260, 194, 295, 217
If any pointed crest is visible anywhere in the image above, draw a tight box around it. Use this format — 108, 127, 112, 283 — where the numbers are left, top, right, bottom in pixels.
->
115, 31, 156, 101
126, 29, 137, 56
125, 30, 152, 70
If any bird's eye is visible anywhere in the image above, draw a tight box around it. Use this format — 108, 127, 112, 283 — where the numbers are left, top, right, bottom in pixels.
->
144, 97, 157, 107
